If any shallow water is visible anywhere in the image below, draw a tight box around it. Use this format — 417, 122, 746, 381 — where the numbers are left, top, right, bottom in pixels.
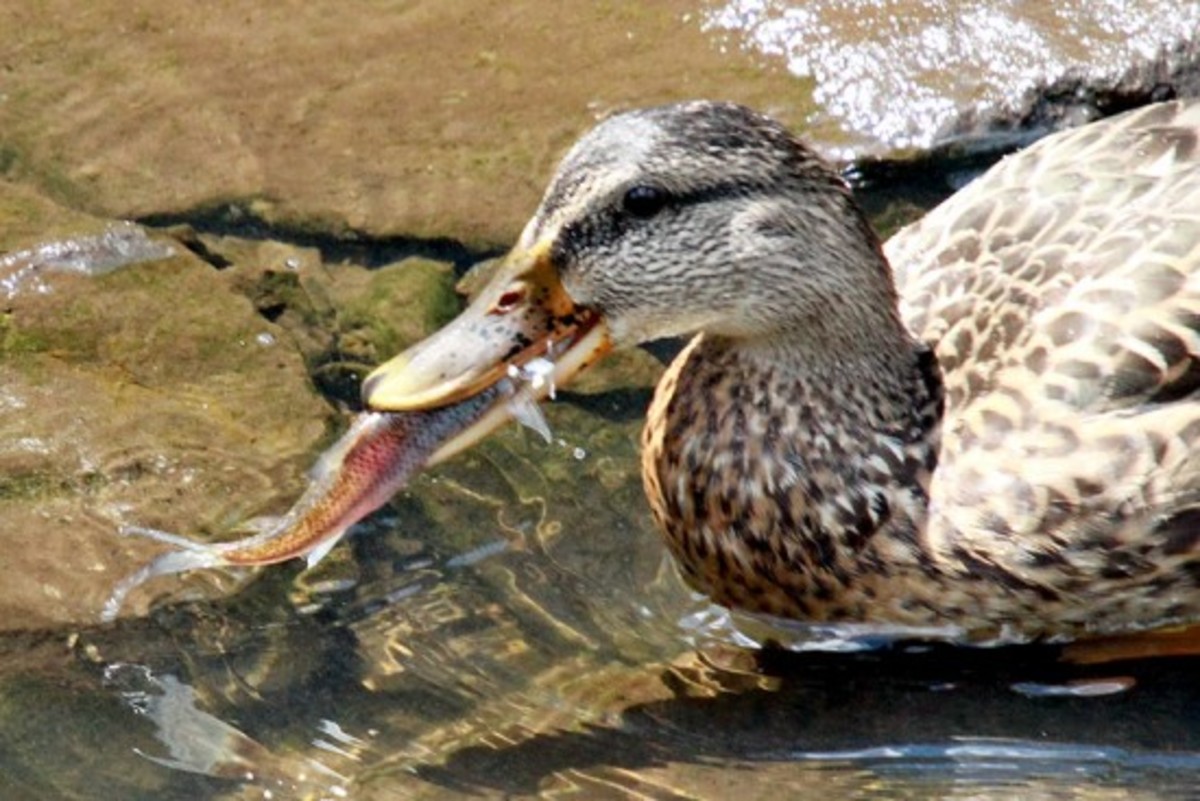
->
7, 382, 1200, 800
2, 2, 1200, 800
705, 0, 1200, 156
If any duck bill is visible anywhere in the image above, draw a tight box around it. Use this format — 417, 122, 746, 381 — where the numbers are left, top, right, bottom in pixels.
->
361, 239, 612, 463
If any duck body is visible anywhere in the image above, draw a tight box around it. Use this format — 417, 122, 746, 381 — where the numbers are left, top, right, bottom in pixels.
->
365, 99, 1200, 642
642, 332, 949, 628
905, 100, 1200, 639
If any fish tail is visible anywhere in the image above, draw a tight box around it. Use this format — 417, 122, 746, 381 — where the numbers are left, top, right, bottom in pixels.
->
101, 540, 226, 623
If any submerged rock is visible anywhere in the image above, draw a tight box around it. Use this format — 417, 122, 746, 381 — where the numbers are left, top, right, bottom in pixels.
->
0, 186, 333, 630
0, 3, 811, 246
0, 180, 516, 630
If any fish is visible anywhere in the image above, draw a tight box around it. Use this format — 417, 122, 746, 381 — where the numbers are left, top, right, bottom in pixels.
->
102, 379, 554, 622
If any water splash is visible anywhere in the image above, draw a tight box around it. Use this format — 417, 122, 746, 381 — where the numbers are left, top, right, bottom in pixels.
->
0, 223, 175, 299
703, 0, 1200, 155
503, 359, 558, 443
102, 663, 349, 797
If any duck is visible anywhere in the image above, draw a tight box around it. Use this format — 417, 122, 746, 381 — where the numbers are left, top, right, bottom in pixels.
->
361, 99, 1200, 643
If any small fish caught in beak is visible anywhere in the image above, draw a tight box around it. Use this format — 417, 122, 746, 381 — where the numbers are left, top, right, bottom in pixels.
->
362, 238, 612, 461
103, 241, 611, 621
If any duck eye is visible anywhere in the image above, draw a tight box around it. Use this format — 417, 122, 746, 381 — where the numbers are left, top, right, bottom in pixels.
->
622, 185, 670, 219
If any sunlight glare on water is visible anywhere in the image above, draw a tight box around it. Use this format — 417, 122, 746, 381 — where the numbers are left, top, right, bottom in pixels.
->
3, 2, 1200, 799
703, 0, 1200, 154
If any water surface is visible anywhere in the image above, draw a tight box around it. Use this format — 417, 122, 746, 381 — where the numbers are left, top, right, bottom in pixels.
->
2, 2, 1200, 800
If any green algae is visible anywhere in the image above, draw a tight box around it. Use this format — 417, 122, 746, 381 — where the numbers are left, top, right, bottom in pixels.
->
0, 471, 56, 502
0, 313, 49, 358
336, 257, 460, 364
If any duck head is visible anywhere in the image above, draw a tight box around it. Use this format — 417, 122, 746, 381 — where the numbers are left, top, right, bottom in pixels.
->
362, 101, 909, 455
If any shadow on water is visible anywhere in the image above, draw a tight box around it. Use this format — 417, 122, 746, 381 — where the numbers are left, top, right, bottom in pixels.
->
137, 203, 503, 274
402, 642, 1200, 798
9, 492, 1200, 800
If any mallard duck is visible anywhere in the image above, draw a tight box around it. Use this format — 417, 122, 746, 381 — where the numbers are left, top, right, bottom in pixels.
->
362, 99, 1200, 642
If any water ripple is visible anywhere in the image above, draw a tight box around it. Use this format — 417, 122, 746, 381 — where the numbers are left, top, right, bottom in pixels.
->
703, 0, 1200, 155
0, 223, 174, 299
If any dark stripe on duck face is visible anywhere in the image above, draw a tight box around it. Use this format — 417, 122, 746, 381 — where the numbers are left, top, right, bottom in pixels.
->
657, 181, 783, 211
553, 181, 764, 264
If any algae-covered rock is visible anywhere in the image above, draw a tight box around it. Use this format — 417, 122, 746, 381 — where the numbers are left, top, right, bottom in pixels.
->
0, 187, 333, 630
331, 257, 460, 365
187, 235, 342, 370
188, 233, 463, 401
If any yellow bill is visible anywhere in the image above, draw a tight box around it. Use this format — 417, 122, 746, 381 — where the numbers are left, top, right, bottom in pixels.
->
362, 238, 612, 463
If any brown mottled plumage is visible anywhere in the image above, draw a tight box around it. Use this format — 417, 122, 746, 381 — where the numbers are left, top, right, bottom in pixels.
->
366, 99, 1200, 642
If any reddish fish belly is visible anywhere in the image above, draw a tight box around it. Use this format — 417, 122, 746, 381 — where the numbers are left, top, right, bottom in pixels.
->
220, 413, 425, 566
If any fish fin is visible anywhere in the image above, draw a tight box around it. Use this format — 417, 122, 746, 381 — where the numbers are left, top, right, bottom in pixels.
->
304, 529, 346, 569
118, 524, 213, 552
308, 413, 385, 482
508, 388, 552, 444
101, 547, 225, 623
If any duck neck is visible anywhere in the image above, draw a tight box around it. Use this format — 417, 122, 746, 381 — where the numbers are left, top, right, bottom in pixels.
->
641, 329, 944, 618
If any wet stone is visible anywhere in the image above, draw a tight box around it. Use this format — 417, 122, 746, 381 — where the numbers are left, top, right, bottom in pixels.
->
0, 186, 332, 630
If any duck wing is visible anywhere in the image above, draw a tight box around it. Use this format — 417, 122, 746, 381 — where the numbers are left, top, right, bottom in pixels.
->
884, 101, 1200, 630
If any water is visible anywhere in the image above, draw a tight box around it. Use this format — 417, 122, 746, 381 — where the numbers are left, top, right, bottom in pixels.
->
6, 391, 1200, 800
704, 0, 1200, 157
0, 224, 175, 300
2, 2, 1199, 800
